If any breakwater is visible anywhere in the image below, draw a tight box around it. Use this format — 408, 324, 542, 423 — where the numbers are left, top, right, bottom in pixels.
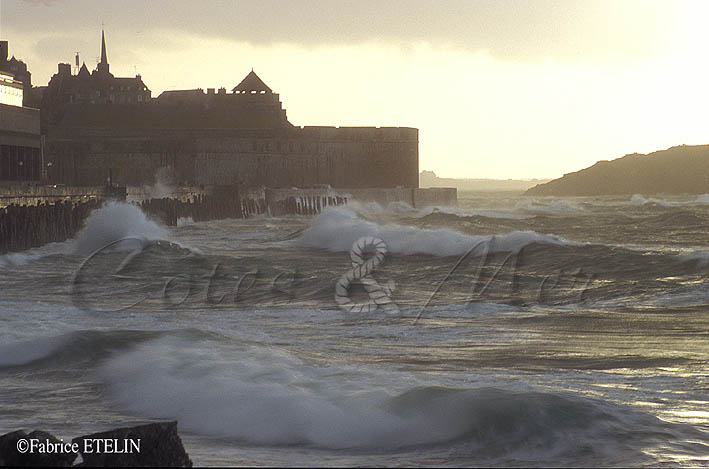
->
137, 190, 263, 226
0, 186, 457, 254
0, 199, 99, 254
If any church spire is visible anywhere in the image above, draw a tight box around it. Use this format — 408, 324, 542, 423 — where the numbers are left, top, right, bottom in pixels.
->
100, 29, 108, 65
97, 29, 110, 75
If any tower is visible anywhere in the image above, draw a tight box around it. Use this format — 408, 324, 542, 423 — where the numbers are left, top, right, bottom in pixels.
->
0, 41, 8, 65
96, 30, 110, 75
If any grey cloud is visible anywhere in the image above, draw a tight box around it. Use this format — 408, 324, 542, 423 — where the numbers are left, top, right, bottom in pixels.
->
2, 0, 674, 62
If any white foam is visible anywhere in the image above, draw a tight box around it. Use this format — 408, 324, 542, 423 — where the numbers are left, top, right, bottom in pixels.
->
0, 240, 73, 269
0, 251, 42, 268
100, 337, 411, 448
631, 194, 674, 207
73, 202, 168, 255
628, 194, 708, 207
417, 205, 533, 220
514, 198, 583, 215
694, 194, 709, 204
98, 335, 644, 452
295, 206, 577, 256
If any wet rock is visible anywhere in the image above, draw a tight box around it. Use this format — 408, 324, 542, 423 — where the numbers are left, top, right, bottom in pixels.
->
72, 421, 192, 467
0, 429, 77, 467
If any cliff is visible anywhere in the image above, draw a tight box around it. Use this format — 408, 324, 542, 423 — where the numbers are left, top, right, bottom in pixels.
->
526, 145, 709, 196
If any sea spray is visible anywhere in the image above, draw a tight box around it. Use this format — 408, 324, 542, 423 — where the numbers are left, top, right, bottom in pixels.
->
73, 202, 167, 255
295, 206, 578, 256
97, 333, 677, 458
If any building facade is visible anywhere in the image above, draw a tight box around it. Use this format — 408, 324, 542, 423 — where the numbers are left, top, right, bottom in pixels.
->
41, 31, 150, 124
42, 33, 418, 189
0, 40, 41, 183
0, 41, 33, 107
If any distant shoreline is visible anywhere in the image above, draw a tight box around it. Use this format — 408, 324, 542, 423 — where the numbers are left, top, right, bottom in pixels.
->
420, 171, 551, 192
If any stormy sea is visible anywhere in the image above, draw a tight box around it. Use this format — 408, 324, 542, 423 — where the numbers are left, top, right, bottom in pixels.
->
1, 192, 707, 466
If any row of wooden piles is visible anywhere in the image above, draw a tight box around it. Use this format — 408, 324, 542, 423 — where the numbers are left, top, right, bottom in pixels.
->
0, 199, 100, 254
139, 194, 349, 225
270, 195, 348, 216
137, 194, 267, 227
0, 191, 350, 255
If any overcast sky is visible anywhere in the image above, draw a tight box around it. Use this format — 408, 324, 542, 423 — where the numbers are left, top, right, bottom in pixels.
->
2, 0, 707, 179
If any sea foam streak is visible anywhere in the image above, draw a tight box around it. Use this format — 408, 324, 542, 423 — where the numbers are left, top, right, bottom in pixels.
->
295, 206, 577, 256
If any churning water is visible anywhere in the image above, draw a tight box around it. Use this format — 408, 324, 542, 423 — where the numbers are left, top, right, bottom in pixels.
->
1, 193, 707, 466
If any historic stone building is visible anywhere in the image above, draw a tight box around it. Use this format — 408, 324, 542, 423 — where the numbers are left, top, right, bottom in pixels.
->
41, 31, 151, 122
42, 33, 418, 189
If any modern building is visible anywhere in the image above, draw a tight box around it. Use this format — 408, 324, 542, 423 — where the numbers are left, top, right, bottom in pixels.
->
0, 40, 33, 107
0, 71, 41, 182
0, 71, 23, 107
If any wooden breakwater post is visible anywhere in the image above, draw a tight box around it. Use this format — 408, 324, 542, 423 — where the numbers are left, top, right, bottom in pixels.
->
0, 199, 100, 255
264, 188, 348, 216
137, 185, 267, 226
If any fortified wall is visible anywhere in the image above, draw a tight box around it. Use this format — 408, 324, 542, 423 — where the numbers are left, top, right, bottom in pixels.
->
44, 124, 419, 189
39, 42, 419, 190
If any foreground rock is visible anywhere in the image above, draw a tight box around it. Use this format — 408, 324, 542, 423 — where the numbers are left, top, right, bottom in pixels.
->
0, 429, 77, 466
73, 421, 192, 467
1, 421, 191, 467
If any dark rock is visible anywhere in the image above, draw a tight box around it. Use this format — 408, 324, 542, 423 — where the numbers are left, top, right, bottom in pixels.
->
0, 429, 77, 467
72, 421, 192, 467
526, 144, 709, 196
0, 430, 28, 466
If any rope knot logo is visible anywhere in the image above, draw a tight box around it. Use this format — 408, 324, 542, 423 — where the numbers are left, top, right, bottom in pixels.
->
334, 236, 399, 314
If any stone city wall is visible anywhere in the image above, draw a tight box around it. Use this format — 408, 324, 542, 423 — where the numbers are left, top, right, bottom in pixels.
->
43, 126, 418, 189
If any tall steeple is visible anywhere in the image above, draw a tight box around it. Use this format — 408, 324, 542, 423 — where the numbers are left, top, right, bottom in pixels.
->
97, 29, 110, 75
101, 30, 107, 64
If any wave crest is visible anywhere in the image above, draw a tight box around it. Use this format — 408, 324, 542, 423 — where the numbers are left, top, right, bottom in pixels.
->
295, 206, 577, 256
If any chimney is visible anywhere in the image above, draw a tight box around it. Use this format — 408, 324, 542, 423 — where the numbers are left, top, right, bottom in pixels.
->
58, 63, 71, 76
218, 87, 226, 95
0, 41, 8, 63
207, 88, 215, 95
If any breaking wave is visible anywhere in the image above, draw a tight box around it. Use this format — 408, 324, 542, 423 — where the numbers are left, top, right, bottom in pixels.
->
514, 198, 584, 215
631, 193, 709, 207
73, 202, 168, 255
295, 206, 578, 256
631, 194, 674, 207
694, 194, 709, 204
90, 332, 689, 463
0, 251, 43, 268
